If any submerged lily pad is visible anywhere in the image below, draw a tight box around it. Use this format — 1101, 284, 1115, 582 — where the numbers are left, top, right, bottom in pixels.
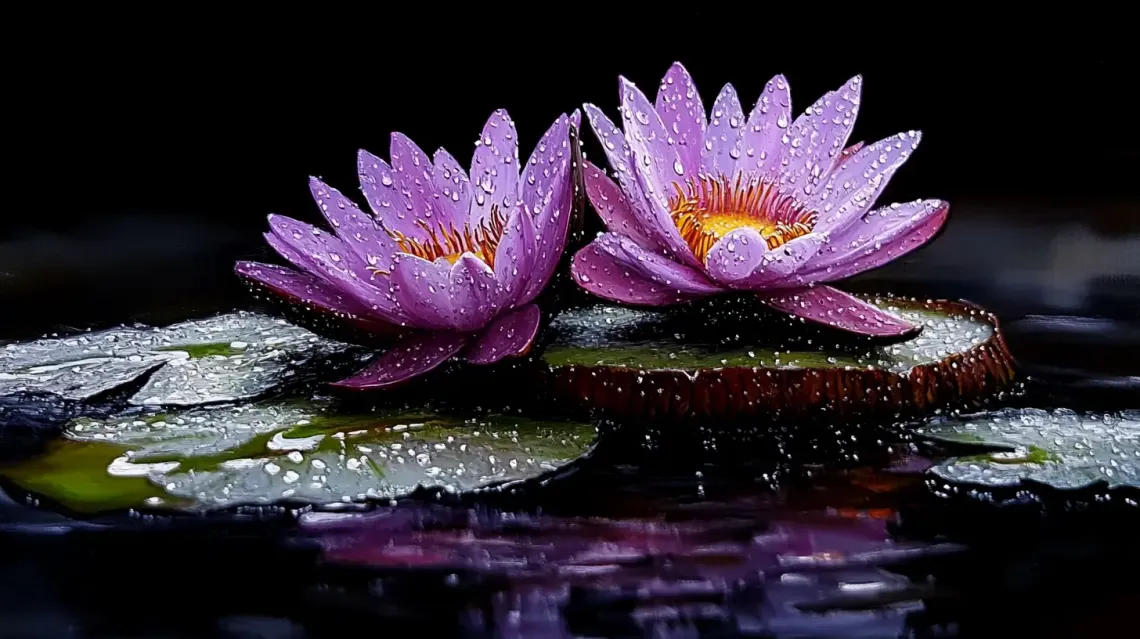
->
0, 312, 352, 406
918, 407, 1140, 493
536, 296, 1015, 423
0, 399, 596, 514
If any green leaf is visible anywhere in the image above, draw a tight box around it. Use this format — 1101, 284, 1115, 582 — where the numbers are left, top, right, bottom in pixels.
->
918, 408, 1140, 492
0, 399, 597, 514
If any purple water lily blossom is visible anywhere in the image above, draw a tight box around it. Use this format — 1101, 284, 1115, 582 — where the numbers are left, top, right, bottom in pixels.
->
236, 109, 581, 389
574, 63, 949, 338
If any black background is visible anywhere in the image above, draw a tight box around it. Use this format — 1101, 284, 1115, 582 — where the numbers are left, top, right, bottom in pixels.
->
3, 17, 1137, 338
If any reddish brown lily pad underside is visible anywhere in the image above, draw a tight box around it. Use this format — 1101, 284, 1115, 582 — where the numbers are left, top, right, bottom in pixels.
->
536, 296, 1016, 424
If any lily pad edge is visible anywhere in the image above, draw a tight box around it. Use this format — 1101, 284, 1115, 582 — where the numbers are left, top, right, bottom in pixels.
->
535, 296, 1018, 424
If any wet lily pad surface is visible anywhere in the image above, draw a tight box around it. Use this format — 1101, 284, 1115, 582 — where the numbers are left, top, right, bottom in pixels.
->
545, 297, 993, 371
538, 296, 1014, 422
0, 399, 596, 513
0, 312, 351, 406
918, 407, 1140, 492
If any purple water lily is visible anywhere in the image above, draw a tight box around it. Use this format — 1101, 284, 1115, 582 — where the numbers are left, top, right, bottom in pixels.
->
574, 63, 949, 338
236, 109, 581, 389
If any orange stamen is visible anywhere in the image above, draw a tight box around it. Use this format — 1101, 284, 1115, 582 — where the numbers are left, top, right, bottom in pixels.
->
668, 174, 817, 262
370, 204, 509, 275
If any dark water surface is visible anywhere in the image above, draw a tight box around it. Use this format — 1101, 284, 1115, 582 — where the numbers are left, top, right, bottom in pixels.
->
1, 202, 1138, 638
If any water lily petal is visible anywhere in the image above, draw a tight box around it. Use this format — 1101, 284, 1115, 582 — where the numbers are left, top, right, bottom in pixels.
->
389, 132, 438, 224
620, 76, 683, 211
446, 254, 500, 333
812, 131, 923, 236
629, 152, 705, 267
264, 215, 387, 306
518, 112, 573, 304
583, 103, 644, 212
803, 199, 950, 282
430, 147, 472, 229
330, 332, 469, 390
468, 109, 520, 230
837, 141, 864, 168
390, 254, 455, 331
586, 103, 693, 265
654, 62, 706, 179
743, 74, 792, 179
464, 304, 541, 365
778, 75, 861, 199
703, 227, 768, 285
309, 177, 398, 274
741, 233, 827, 288
759, 285, 920, 339
700, 83, 746, 180
494, 208, 536, 308
235, 261, 363, 322
357, 149, 422, 237
583, 160, 662, 252
570, 239, 716, 306
598, 232, 721, 296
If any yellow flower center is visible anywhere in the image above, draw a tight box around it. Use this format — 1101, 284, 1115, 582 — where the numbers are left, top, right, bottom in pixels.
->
369, 204, 508, 276
668, 174, 817, 262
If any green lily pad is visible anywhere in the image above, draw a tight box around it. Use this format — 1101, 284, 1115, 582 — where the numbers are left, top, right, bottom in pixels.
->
0, 399, 597, 514
0, 312, 352, 406
536, 296, 1016, 423
918, 408, 1140, 492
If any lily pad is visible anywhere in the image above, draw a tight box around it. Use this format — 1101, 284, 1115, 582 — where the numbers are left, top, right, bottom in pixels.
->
0, 312, 352, 406
536, 296, 1016, 423
0, 399, 596, 514
918, 407, 1140, 493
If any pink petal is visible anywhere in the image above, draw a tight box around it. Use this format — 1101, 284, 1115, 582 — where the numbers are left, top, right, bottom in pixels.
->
265, 214, 403, 317
430, 147, 472, 229
391, 132, 437, 219
740, 233, 826, 289
742, 74, 792, 180
234, 261, 397, 335
390, 254, 455, 331
801, 199, 950, 282
812, 131, 923, 236
518, 113, 573, 305
630, 155, 704, 267
759, 285, 920, 339
838, 141, 865, 168
464, 304, 541, 365
596, 232, 720, 296
703, 228, 768, 285
583, 160, 661, 251
468, 109, 519, 230
778, 75, 861, 198
620, 77, 685, 210
309, 177, 398, 274
446, 254, 500, 332
570, 239, 716, 306
584, 102, 700, 268
330, 332, 469, 390
700, 83, 745, 180
654, 62, 706, 179
494, 208, 536, 308
357, 149, 422, 237
583, 102, 643, 209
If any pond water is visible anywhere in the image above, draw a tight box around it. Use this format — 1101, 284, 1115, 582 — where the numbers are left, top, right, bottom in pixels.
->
1, 202, 1138, 638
